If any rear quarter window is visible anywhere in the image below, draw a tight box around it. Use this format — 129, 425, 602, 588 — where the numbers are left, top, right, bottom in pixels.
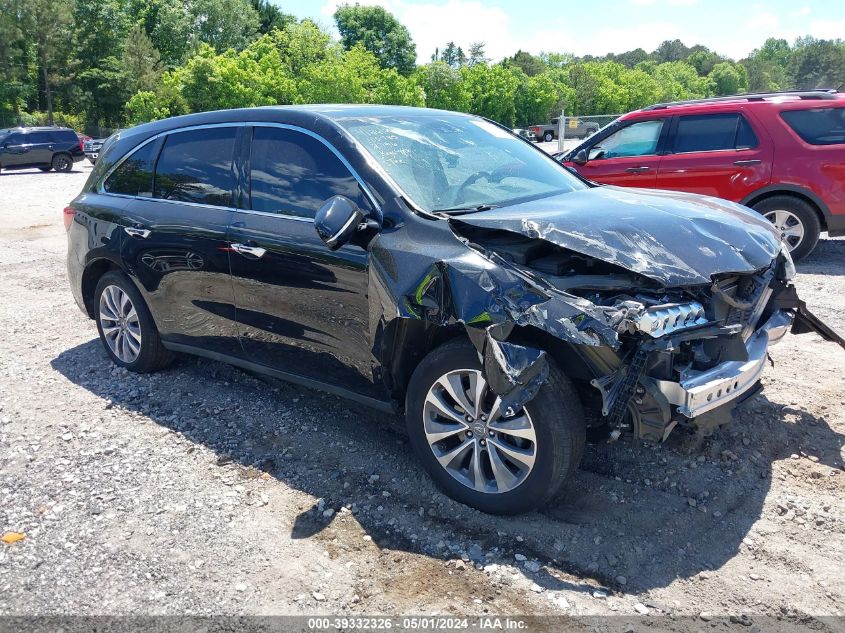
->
103, 138, 163, 197
153, 127, 237, 207
55, 130, 79, 143
781, 107, 845, 145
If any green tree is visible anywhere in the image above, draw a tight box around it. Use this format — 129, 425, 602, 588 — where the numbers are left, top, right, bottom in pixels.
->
709, 61, 748, 95
250, 0, 295, 35
123, 24, 163, 95
688, 48, 725, 76
415, 62, 470, 111
334, 4, 416, 75
514, 71, 557, 126
271, 20, 335, 76
467, 42, 488, 67
509, 50, 545, 77
653, 39, 691, 63
26, 0, 74, 125
787, 37, 845, 90
613, 48, 649, 68
0, 0, 31, 120
651, 60, 713, 101
190, 0, 261, 53
148, 0, 194, 66
438, 42, 466, 68
462, 63, 520, 126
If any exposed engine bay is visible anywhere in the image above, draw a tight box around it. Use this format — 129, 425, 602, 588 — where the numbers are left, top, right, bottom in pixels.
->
431, 216, 845, 443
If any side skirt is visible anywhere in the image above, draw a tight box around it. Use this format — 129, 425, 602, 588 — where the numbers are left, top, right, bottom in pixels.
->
162, 341, 397, 415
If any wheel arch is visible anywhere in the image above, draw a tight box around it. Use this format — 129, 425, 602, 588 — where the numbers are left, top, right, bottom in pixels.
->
740, 185, 829, 232
81, 257, 121, 318
379, 318, 604, 410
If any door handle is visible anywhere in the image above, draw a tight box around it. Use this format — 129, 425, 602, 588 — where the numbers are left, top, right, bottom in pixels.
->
124, 227, 151, 238
625, 166, 650, 174
733, 159, 761, 166
231, 242, 267, 258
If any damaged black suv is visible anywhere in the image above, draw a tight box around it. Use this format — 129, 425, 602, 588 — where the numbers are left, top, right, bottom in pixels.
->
66, 106, 844, 514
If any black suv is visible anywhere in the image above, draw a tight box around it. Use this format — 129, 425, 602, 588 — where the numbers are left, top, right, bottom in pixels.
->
65, 106, 843, 514
0, 126, 85, 172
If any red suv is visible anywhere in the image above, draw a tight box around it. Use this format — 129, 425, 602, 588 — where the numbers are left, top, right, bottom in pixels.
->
561, 90, 845, 259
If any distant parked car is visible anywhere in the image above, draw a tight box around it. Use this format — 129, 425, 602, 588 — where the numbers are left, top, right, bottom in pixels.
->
84, 138, 106, 164
560, 90, 845, 260
529, 118, 600, 142
512, 128, 537, 142
0, 126, 85, 173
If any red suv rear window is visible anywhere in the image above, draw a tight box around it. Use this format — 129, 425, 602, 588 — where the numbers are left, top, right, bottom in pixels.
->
781, 107, 845, 145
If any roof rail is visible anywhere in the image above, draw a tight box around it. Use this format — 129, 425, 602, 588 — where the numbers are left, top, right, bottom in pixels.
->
643, 90, 839, 111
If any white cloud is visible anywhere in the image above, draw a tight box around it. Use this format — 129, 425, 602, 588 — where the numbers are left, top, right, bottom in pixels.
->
523, 19, 703, 61
793, 7, 811, 17
747, 12, 780, 30
808, 18, 845, 40
667, 0, 699, 6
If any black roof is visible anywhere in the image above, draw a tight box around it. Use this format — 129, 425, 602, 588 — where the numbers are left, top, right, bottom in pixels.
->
118, 104, 472, 143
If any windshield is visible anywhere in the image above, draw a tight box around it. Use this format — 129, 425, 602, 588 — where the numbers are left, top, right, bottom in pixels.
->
337, 113, 587, 213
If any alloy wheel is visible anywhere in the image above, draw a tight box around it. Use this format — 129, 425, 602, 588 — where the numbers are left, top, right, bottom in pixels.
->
764, 209, 805, 253
99, 284, 142, 363
422, 369, 537, 494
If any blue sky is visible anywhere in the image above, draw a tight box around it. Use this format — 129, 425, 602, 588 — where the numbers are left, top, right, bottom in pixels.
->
286, 0, 845, 63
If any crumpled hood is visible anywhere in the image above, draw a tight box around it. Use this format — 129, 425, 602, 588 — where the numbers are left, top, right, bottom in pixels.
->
453, 186, 782, 286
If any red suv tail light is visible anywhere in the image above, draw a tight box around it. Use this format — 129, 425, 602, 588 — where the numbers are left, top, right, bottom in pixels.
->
63, 206, 76, 231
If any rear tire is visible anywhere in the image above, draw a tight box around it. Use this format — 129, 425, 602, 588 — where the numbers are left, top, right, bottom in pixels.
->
94, 271, 174, 373
51, 153, 73, 172
406, 339, 585, 514
752, 195, 821, 261
543, 131, 554, 142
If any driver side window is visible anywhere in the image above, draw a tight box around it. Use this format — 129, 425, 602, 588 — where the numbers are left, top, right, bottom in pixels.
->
589, 120, 664, 160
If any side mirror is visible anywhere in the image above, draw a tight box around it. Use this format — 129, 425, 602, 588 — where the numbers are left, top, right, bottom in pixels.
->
572, 148, 588, 166
315, 196, 365, 251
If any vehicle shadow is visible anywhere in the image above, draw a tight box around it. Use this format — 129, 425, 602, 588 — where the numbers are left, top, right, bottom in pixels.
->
797, 236, 845, 276
51, 338, 843, 595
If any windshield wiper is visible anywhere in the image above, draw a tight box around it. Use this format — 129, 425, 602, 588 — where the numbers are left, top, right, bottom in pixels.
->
433, 204, 499, 215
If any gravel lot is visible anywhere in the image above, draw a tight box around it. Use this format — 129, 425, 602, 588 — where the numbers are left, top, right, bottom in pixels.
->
1, 164, 843, 624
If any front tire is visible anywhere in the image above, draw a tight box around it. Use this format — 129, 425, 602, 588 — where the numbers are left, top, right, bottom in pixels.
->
406, 339, 585, 514
753, 195, 821, 261
94, 271, 173, 373
51, 153, 73, 172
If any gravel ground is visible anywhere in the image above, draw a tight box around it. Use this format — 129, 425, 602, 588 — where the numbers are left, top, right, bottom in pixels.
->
0, 164, 843, 624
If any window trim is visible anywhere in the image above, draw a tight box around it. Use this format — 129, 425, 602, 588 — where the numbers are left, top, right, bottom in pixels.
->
779, 106, 845, 146
586, 118, 668, 160
666, 112, 759, 156
244, 123, 374, 221
97, 122, 381, 222
151, 125, 239, 207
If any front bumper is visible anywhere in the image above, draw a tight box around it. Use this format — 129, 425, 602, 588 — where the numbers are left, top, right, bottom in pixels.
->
652, 310, 793, 418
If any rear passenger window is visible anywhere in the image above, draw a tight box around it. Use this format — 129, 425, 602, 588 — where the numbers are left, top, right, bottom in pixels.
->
673, 114, 758, 153
153, 127, 237, 206
29, 131, 54, 143
249, 127, 370, 218
781, 107, 845, 145
104, 138, 162, 197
